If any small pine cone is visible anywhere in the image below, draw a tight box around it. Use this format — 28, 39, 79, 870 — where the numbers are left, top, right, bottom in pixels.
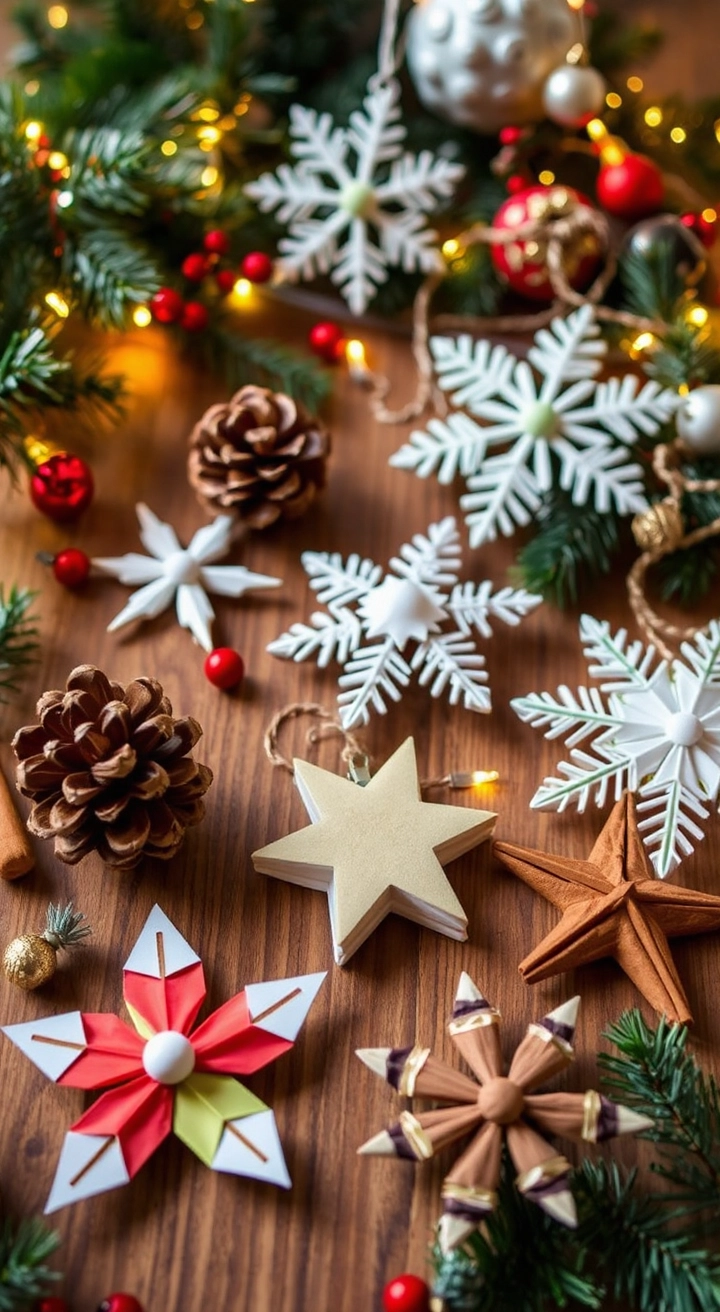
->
187, 383, 331, 529
12, 665, 213, 870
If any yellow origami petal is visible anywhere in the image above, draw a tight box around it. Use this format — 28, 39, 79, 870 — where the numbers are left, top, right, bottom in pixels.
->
173, 1072, 267, 1167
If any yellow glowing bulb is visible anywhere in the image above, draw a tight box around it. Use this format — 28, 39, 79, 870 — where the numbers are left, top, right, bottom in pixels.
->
538, 169, 555, 186
24, 435, 54, 465
586, 118, 607, 142
687, 305, 709, 327
442, 238, 460, 258
345, 339, 367, 367
600, 137, 627, 167
448, 770, 500, 788
47, 4, 68, 27
197, 105, 220, 122
567, 0, 585, 9
471, 770, 500, 786
160, 139, 178, 157
233, 278, 252, 299
132, 305, 152, 328
25, 80, 40, 96
198, 126, 221, 144
678, 383, 690, 397
715, 119, 720, 144
47, 150, 68, 170
644, 106, 663, 128
670, 127, 687, 144
201, 165, 219, 187
186, 10, 204, 26
45, 290, 69, 318
626, 76, 644, 93
24, 121, 43, 141
702, 207, 717, 224
632, 332, 655, 352
605, 92, 622, 110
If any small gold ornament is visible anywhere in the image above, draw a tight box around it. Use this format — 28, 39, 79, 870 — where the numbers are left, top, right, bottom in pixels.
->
631, 499, 684, 553
3, 902, 91, 991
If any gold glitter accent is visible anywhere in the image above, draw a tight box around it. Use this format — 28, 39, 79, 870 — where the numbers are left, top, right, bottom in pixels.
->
527, 1022, 575, 1057
516, 1155, 570, 1194
398, 1045, 431, 1096
449, 1008, 500, 1036
525, 241, 540, 257
632, 499, 684, 552
550, 188, 570, 210
582, 1089, 602, 1142
505, 242, 524, 271
3, 935, 57, 990
399, 1111, 434, 1160
441, 1181, 497, 1211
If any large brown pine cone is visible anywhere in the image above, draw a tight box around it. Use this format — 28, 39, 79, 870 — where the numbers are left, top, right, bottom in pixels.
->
12, 665, 213, 870
187, 383, 330, 529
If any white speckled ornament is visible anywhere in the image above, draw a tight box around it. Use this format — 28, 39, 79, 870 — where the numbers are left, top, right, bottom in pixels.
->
676, 385, 720, 455
406, 0, 575, 134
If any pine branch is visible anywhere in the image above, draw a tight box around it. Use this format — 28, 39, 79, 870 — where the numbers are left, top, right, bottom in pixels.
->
0, 587, 39, 699
0, 1219, 59, 1311
514, 490, 620, 607
62, 227, 161, 326
209, 325, 331, 412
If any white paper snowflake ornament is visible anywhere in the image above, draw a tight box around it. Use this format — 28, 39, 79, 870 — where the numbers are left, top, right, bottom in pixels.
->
245, 77, 463, 315
93, 503, 282, 651
390, 305, 679, 547
267, 516, 541, 729
511, 614, 720, 877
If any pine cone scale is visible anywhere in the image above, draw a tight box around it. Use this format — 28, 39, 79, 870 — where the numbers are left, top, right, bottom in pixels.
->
90, 744, 138, 782
62, 772, 105, 805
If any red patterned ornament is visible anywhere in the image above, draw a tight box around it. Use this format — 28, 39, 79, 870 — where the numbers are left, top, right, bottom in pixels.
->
203, 228, 230, 255
52, 547, 90, 588
382, 1274, 431, 1312
240, 251, 274, 283
596, 152, 664, 221
180, 301, 209, 332
181, 252, 210, 282
308, 320, 343, 363
150, 287, 185, 324
204, 647, 244, 690
97, 1297, 145, 1312
30, 453, 94, 523
491, 184, 602, 301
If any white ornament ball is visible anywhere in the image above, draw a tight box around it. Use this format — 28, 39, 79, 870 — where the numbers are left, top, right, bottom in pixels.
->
406, 0, 576, 135
142, 1030, 196, 1085
676, 385, 720, 456
542, 64, 606, 128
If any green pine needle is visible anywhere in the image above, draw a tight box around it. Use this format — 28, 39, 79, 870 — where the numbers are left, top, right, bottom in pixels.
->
210, 327, 332, 413
514, 492, 620, 607
44, 901, 92, 951
0, 587, 39, 699
0, 1219, 60, 1311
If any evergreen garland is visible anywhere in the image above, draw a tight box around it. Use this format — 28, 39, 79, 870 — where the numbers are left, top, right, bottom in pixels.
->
0, 1219, 60, 1311
0, 587, 39, 699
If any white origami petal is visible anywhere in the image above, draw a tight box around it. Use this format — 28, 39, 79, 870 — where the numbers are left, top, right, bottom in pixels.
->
212, 1109, 291, 1188
106, 577, 177, 632
3, 1011, 86, 1081
200, 565, 282, 598
175, 582, 216, 651
92, 553, 166, 585
245, 972, 326, 1041
123, 905, 201, 979
45, 1132, 129, 1213
136, 503, 183, 559
188, 516, 236, 565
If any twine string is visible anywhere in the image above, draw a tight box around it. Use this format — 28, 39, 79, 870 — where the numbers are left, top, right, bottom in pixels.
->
264, 703, 365, 775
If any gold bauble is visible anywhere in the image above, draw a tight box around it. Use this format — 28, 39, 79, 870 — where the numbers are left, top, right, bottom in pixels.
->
631, 499, 684, 553
3, 935, 57, 990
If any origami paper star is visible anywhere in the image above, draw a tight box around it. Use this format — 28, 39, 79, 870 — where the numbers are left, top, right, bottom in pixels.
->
494, 792, 720, 1025
93, 503, 282, 651
357, 974, 651, 1254
3, 906, 325, 1212
252, 737, 495, 965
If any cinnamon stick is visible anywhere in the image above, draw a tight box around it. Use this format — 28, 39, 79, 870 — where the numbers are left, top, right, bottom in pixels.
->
0, 766, 33, 878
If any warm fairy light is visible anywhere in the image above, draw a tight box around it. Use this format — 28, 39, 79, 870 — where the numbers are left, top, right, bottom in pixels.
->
687, 305, 709, 327
201, 165, 219, 187
626, 76, 644, 93
160, 140, 178, 157
218, 114, 237, 132
24, 435, 53, 465
47, 5, 68, 27
132, 306, 152, 328
233, 277, 252, 299
632, 332, 655, 353
566, 42, 584, 65
678, 383, 690, 397
715, 120, 720, 144
538, 170, 555, 185
186, 10, 204, 27
471, 770, 499, 786
197, 105, 220, 122
645, 106, 663, 128
25, 80, 40, 96
449, 770, 500, 789
345, 339, 367, 369
586, 118, 607, 142
45, 290, 69, 318
566, 0, 585, 10
47, 150, 68, 170
442, 238, 460, 258
24, 121, 43, 141
198, 126, 221, 144
599, 136, 627, 167
605, 92, 622, 110
55, 190, 73, 208
670, 127, 687, 144
702, 207, 717, 223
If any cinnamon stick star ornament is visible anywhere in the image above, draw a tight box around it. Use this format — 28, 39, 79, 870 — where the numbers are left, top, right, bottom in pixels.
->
357, 975, 651, 1254
494, 791, 720, 1025
252, 737, 495, 965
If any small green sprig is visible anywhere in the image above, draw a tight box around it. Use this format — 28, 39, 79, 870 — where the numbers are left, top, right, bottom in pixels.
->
43, 902, 92, 952
0, 1218, 60, 1312
0, 587, 39, 700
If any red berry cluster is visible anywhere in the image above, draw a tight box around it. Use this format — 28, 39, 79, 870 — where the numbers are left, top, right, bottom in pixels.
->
149, 231, 274, 333
37, 1294, 144, 1312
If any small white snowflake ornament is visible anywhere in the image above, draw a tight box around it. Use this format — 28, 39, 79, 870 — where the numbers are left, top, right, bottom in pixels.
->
245, 77, 463, 316
390, 305, 679, 546
267, 516, 541, 729
511, 614, 720, 877
93, 503, 282, 651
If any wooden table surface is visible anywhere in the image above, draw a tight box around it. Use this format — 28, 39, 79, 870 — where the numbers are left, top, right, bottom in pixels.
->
1, 6, 720, 1311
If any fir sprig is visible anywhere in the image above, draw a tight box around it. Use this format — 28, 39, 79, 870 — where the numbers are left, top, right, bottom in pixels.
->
0, 1218, 60, 1311
514, 491, 620, 607
0, 587, 39, 699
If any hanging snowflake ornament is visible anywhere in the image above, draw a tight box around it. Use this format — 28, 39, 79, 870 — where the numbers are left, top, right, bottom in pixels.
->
512, 614, 720, 877
2, 905, 325, 1211
245, 77, 463, 316
266, 516, 541, 729
390, 304, 678, 547
93, 503, 282, 652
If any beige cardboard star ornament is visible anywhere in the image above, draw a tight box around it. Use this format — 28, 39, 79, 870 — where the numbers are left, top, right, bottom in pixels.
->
252, 737, 495, 965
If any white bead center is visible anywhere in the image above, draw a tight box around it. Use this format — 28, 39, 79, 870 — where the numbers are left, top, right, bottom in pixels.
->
142, 1030, 195, 1085
165, 551, 201, 586
664, 711, 703, 747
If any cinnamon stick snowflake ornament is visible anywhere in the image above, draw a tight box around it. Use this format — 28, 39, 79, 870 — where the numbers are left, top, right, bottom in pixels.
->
357, 975, 651, 1254
3, 906, 325, 1211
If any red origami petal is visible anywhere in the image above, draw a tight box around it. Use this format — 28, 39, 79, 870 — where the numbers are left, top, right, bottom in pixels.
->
123, 961, 206, 1037
57, 1014, 145, 1090
71, 1074, 174, 1179
190, 992, 293, 1076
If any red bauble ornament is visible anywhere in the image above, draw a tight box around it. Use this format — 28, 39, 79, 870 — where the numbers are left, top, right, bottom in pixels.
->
499, 126, 523, 146
491, 184, 602, 301
30, 453, 94, 523
97, 1296, 145, 1312
150, 287, 185, 324
52, 547, 91, 588
681, 210, 718, 249
596, 153, 664, 221
181, 252, 210, 282
308, 320, 343, 363
204, 229, 230, 256
506, 173, 528, 195
216, 268, 237, 294
180, 301, 209, 332
204, 647, 244, 690
382, 1274, 431, 1312
240, 251, 274, 284
37, 1299, 71, 1312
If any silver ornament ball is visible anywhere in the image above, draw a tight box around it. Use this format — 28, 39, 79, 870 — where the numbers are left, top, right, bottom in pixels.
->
542, 64, 605, 128
406, 0, 576, 135
676, 385, 720, 455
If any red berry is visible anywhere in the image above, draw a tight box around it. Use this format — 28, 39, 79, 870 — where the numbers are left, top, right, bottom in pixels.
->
30, 452, 94, 523
499, 126, 523, 146
37, 1299, 71, 1312
52, 547, 91, 588
204, 229, 230, 255
181, 252, 210, 282
204, 647, 244, 690
596, 153, 664, 221
506, 173, 527, 195
382, 1274, 431, 1312
240, 251, 274, 284
308, 320, 343, 363
97, 1297, 145, 1312
180, 301, 209, 332
681, 210, 718, 249
216, 268, 237, 294
150, 287, 185, 324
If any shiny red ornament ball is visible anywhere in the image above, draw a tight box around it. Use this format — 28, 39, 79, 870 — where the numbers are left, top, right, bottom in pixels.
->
180, 301, 209, 332
181, 252, 210, 282
240, 251, 274, 284
150, 287, 185, 324
97, 1296, 145, 1312
203, 228, 230, 255
52, 547, 91, 588
506, 173, 528, 195
30, 452, 95, 523
681, 210, 718, 249
204, 647, 244, 690
308, 320, 343, 363
491, 184, 602, 301
382, 1274, 431, 1312
37, 1299, 71, 1312
216, 268, 237, 294
596, 153, 664, 221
